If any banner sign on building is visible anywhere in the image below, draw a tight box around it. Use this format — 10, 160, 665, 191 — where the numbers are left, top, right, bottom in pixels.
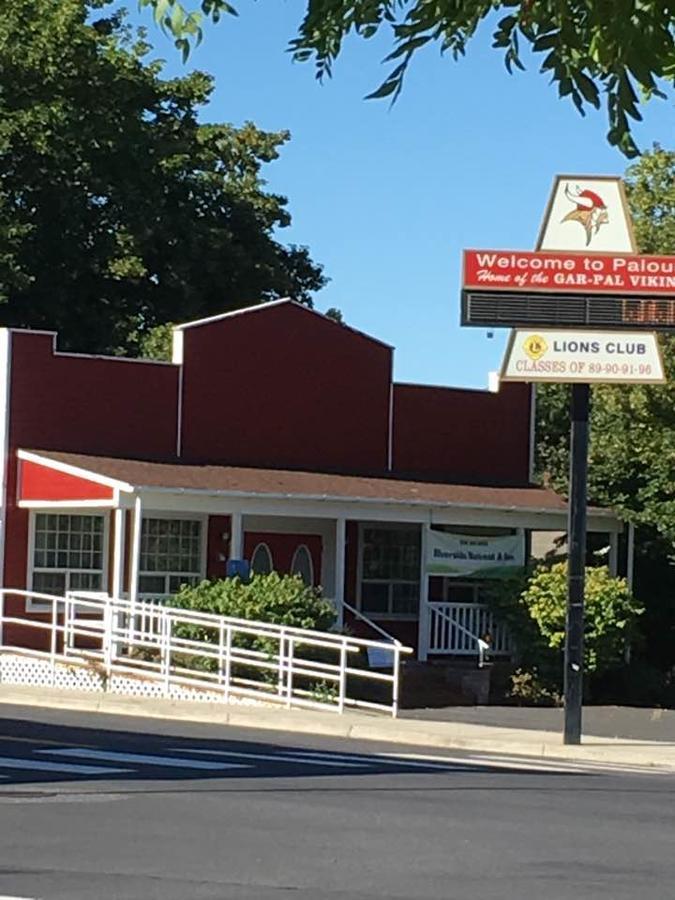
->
501, 329, 665, 384
426, 531, 525, 578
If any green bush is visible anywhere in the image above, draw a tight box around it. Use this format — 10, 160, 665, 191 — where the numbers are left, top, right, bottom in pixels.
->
168, 572, 336, 632
484, 563, 644, 703
521, 562, 643, 676
508, 668, 562, 707
164, 573, 337, 684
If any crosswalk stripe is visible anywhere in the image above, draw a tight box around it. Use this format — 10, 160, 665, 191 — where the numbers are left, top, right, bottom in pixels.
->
378, 751, 583, 774
289, 750, 481, 771
473, 753, 666, 775
166, 748, 372, 768
0, 757, 131, 776
38, 748, 251, 771
170, 747, 479, 772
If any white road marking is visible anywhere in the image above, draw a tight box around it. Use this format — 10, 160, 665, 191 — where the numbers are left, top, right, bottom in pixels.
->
0, 758, 131, 776
170, 747, 477, 772
38, 748, 251, 771
379, 751, 583, 773
0, 895, 40, 899
167, 748, 371, 768
290, 750, 482, 771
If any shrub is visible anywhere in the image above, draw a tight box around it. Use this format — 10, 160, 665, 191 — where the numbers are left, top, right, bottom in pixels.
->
484, 563, 644, 703
508, 668, 562, 707
521, 563, 643, 676
168, 572, 336, 632
164, 573, 337, 685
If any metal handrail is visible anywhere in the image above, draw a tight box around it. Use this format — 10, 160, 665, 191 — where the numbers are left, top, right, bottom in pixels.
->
0, 589, 413, 717
342, 601, 401, 646
429, 603, 491, 668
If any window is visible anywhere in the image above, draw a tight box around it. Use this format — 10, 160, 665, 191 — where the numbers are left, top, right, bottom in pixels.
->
31, 514, 105, 598
250, 543, 273, 575
291, 545, 314, 586
139, 517, 203, 597
359, 526, 420, 616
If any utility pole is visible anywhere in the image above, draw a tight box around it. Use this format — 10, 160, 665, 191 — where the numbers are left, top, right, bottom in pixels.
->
564, 383, 590, 745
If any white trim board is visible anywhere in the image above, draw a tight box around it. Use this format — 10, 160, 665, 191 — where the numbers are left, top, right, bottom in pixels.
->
0, 329, 12, 590
17, 449, 133, 493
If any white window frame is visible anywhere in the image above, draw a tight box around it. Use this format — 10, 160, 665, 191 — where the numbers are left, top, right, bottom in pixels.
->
357, 522, 421, 620
290, 543, 314, 586
250, 541, 274, 576
138, 512, 207, 600
27, 509, 110, 612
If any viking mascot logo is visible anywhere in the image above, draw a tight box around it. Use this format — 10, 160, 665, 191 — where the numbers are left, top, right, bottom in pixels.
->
561, 184, 609, 246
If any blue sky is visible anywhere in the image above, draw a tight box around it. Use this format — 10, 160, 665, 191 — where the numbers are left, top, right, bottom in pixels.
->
143, 2, 673, 388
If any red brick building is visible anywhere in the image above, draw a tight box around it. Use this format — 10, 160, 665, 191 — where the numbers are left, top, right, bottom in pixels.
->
0, 300, 620, 657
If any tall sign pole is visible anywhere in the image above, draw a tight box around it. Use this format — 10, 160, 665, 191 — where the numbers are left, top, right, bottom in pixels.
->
459, 174, 670, 745
564, 382, 589, 744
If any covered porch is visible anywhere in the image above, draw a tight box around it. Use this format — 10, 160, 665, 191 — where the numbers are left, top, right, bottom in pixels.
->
14, 449, 624, 662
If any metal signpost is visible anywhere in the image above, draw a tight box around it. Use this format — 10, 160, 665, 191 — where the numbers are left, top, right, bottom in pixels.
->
460, 175, 671, 745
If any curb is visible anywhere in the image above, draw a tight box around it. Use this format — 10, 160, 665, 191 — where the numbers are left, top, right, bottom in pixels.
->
1, 684, 674, 771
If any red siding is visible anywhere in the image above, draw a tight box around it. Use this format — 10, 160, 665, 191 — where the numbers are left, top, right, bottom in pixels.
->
392, 383, 531, 484
18, 460, 114, 502
179, 304, 392, 473
3, 331, 180, 595
9, 332, 178, 461
206, 516, 231, 581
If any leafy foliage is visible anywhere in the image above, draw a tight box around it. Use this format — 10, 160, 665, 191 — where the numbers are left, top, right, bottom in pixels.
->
486, 563, 643, 702
0, 0, 325, 355
137, 0, 673, 157
521, 562, 643, 675
165, 573, 337, 683
168, 572, 336, 632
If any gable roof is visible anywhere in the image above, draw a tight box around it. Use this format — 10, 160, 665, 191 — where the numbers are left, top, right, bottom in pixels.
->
172, 299, 394, 350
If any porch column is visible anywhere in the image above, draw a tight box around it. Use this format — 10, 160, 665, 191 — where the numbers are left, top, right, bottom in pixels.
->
229, 512, 244, 559
111, 507, 126, 599
334, 517, 346, 628
608, 531, 619, 577
129, 495, 142, 619
417, 523, 430, 661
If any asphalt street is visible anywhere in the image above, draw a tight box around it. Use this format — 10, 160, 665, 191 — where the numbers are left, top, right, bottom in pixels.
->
0, 703, 673, 899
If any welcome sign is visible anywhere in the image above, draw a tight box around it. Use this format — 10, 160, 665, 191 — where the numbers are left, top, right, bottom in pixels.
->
426, 531, 525, 578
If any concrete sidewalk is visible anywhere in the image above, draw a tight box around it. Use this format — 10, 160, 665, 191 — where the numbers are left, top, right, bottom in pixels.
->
1, 683, 674, 771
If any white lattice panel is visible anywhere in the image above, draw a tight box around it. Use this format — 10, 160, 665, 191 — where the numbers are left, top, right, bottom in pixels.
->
0, 652, 266, 706
0, 653, 104, 693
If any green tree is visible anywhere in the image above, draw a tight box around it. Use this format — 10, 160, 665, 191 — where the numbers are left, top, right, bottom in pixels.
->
0, 0, 325, 355
137, 0, 673, 158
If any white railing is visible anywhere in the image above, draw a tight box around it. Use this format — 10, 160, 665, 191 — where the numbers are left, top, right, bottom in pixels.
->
0, 589, 412, 717
427, 602, 511, 660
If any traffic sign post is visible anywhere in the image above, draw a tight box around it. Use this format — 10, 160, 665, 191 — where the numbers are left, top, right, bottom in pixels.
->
459, 174, 672, 745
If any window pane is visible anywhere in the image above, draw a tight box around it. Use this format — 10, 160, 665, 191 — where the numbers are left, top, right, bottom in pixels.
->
139, 575, 167, 595
291, 545, 313, 586
33, 571, 67, 595
362, 528, 420, 580
250, 543, 273, 575
69, 572, 103, 592
361, 582, 389, 614
392, 582, 420, 615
